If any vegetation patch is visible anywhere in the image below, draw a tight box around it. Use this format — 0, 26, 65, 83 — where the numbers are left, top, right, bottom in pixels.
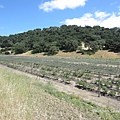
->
0, 25, 120, 55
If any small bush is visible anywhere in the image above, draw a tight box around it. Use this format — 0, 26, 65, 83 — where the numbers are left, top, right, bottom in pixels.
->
5, 51, 10, 55
47, 46, 59, 55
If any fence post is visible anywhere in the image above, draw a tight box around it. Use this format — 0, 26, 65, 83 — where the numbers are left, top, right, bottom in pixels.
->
31, 62, 33, 74
98, 72, 101, 97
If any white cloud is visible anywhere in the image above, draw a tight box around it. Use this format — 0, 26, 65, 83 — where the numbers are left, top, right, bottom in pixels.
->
18, 31, 24, 34
0, 5, 4, 9
62, 13, 100, 27
39, 0, 87, 12
95, 11, 110, 20
100, 13, 120, 28
62, 11, 120, 28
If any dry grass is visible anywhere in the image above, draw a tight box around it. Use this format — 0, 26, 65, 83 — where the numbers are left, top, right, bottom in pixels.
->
55, 50, 120, 58
17, 50, 120, 58
0, 67, 85, 120
93, 50, 120, 58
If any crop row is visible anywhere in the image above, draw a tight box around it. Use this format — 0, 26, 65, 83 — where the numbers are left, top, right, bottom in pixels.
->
0, 59, 120, 100
0, 55, 119, 74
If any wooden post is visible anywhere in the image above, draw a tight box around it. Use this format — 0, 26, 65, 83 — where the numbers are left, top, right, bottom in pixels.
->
98, 72, 101, 97
31, 62, 33, 74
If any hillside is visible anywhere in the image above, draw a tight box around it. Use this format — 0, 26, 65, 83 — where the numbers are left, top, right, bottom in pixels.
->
0, 25, 120, 56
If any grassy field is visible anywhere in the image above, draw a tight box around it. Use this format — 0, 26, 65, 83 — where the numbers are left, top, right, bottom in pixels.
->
0, 66, 83, 120
0, 65, 120, 120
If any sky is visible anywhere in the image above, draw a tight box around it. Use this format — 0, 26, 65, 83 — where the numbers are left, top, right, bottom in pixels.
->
0, 0, 120, 36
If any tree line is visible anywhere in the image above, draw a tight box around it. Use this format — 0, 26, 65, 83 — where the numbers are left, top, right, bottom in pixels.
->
0, 25, 120, 55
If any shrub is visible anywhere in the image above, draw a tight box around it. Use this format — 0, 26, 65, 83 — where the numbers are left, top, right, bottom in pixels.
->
14, 44, 26, 54
109, 90, 116, 96
31, 48, 42, 54
47, 46, 59, 55
5, 51, 10, 55
102, 86, 108, 94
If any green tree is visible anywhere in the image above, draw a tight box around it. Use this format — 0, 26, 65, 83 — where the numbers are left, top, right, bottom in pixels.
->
58, 39, 78, 52
47, 46, 59, 55
1, 40, 12, 48
14, 43, 26, 54
89, 41, 99, 52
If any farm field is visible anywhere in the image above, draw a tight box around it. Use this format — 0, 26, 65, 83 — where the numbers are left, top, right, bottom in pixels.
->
0, 55, 120, 99
0, 55, 120, 100
0, 64, 120, 120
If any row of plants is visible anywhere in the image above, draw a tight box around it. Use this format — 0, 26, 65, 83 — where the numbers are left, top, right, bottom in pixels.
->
0, 55, 119, 74
0, 59, 120, 100
93, 79, 120, 97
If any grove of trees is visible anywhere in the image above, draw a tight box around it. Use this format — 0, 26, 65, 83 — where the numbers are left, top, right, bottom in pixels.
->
0, 25, 120, 55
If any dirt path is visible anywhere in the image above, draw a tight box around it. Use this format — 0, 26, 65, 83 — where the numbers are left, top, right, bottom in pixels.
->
0, 64, 120, 111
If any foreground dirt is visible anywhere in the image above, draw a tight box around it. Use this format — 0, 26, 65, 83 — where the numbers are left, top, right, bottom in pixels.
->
1, 64, 120, 111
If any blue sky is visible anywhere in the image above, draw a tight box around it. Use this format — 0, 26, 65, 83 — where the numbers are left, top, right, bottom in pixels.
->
0, 0, 120, 36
